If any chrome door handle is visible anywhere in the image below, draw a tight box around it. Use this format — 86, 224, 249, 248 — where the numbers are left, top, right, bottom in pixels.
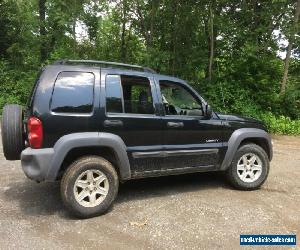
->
103, 120, 123, 127
167, 122, 184, 128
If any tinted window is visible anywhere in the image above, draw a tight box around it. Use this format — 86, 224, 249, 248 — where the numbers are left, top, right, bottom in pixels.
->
51, 72, 94, 113
121, 75, 154, 114
160, 80, 203, 116
106, 75, 154, 115
27, 68, 44, 108
105, 75, 123, 113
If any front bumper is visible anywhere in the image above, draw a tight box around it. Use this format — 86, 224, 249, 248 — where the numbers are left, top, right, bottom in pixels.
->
21, 147, 54, 182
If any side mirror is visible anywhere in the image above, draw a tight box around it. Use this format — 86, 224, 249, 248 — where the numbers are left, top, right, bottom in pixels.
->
205, 104, 212, 118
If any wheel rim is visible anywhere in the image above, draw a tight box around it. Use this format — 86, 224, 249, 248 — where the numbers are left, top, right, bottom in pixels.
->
73, 169, 109, 208
237, 153, 263, 183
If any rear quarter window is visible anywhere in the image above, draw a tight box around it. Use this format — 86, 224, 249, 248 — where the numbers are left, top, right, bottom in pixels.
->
27, 68, 45, 108
50, 72, 95, 113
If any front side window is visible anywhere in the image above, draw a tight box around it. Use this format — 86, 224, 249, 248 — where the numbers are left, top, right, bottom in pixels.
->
160, 80, 203, 116
106, 75, 154, 115
51, 72, 94, 113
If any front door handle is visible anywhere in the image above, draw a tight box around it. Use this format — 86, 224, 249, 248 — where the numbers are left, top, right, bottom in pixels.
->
167, 121, 184, 128
103, 120, 123, 127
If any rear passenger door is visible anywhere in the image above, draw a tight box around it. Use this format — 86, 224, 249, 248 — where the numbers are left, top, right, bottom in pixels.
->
100, 69, 163, 176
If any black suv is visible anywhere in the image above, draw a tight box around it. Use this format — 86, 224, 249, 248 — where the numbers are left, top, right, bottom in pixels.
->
1, 60, 273, 218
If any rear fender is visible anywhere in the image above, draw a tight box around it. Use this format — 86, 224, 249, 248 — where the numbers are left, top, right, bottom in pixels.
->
46, 132, 131, 181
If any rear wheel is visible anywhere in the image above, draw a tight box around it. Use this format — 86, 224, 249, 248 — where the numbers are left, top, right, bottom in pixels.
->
61, 156, 119, 218
226, 143, 269, 190
1, 104, 25, 160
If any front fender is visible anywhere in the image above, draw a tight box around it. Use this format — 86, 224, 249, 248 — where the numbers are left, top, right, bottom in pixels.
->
220, 128, 273, 170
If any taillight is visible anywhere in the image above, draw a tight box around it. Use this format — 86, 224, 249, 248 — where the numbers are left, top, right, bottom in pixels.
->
28, 117, 43, 149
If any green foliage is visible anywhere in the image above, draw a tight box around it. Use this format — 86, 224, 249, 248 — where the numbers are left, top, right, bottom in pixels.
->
0, 60, 36, 109
259, 112, 300, 135
0, 0, 299, 135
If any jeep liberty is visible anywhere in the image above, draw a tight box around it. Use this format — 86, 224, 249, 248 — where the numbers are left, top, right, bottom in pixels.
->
1, 60, 273, 218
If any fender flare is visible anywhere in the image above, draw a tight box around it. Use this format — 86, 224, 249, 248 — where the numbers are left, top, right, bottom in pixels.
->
46, 132, 131, 181
220, 128, 273, 170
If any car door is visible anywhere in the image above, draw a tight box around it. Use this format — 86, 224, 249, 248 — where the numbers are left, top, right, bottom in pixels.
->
100, 69, 164, 176
155, 76, 225, 172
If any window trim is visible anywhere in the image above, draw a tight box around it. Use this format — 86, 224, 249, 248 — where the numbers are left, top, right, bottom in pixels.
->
49, 71, 95, 116
105, 74, 156, 117
119, 76, 126, 113
158, 80, 204, 118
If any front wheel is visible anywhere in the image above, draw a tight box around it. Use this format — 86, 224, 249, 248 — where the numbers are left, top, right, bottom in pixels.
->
61, 156, 119, 218
226, 143, 270, 190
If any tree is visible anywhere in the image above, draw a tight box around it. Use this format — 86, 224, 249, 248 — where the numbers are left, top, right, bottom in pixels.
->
1, 0, 300, 133
281, 0, 300, 94
208, 4, 214, 82
120, 0, 128, 62
39, 0, 47, 62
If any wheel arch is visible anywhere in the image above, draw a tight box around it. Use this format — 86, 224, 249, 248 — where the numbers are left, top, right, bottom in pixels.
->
59, 146, 121, 179
240, 137, 271, 159
220, 128, 273, 170
46, 132, 131, 181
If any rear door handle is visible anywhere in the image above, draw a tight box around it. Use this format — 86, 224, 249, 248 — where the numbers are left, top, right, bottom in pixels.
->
167, 122, 184, 128
103, 120, 123, 127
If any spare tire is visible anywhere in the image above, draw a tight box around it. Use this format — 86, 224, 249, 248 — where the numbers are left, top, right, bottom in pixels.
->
1, 104, 25, 160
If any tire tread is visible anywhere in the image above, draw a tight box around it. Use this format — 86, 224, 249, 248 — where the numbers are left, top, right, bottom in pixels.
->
226, 143, 269, 190
60, 155, 119, 218
1, 104, 24, 160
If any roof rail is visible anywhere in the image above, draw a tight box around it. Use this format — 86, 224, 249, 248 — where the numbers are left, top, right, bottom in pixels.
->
53, 59, 156, 73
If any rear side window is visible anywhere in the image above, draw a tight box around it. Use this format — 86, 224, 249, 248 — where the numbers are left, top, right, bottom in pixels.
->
105, 75, 123, 113
105, 75, 154, 115
27, 68, 45, 108
50, 72, 94, 113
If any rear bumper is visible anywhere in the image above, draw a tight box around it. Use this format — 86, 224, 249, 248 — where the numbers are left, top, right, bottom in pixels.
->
21, 147, 54, 182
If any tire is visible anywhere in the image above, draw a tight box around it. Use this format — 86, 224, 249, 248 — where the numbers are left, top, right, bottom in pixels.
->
1, 104, 25, 160
226, 143, 269, 190
61, 156, 119, 218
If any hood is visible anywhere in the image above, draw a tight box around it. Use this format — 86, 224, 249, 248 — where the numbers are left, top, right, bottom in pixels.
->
216, 113, 263, 124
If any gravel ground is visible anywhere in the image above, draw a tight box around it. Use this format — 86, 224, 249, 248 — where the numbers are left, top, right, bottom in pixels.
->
0, 134, 299, 250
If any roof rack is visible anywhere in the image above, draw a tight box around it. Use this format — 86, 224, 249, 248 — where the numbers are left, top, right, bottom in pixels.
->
53, 59, 156, 73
